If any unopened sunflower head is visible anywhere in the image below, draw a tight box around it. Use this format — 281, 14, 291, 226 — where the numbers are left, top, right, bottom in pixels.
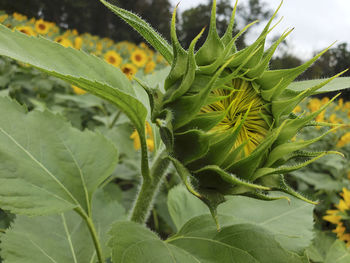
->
140, 0, 347, 217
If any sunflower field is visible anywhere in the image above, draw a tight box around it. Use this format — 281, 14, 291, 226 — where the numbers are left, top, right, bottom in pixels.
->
0, 1, 350, 262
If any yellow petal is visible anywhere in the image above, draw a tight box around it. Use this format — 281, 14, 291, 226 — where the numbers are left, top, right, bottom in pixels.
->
342, 188, 350, 207
326, 209, 340, 215
337, 199, 349, 212
341, 234, 350, 242
146, 139, 154, 152
130, 130, 141, 150
333, 223, 345, 236
323, 214, 341, 224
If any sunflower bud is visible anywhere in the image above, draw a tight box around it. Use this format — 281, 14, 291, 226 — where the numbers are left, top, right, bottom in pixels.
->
142, 1, 346, 218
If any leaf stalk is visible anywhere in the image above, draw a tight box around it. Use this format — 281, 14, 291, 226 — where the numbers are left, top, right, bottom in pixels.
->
75, 208, 104, 263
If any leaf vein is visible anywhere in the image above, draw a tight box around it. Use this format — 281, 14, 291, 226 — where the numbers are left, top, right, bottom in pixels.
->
0, 126, 80, 208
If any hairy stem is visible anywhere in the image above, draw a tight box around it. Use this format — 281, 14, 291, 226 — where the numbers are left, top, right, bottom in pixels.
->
130, 150, 170, 224
76, 208, 104, 263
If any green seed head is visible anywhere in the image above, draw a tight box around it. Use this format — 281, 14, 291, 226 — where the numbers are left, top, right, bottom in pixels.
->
147, 0, 345, 215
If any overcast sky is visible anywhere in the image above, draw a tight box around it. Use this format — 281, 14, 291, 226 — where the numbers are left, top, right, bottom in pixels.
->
171, 0, 350, 59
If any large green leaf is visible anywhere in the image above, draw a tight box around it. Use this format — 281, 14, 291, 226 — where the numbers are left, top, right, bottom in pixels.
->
170, 222, 304, 263
99, 0, 173, 64
108, 220, 304, 263
0, 97, 118, 216
0, 25, 150, 179
167, 185, 314, 253
306, 231, 337, 262
291, 171, 345, 192
325, 240, 350, 263
288, 77, 350, 93
167, 184, 208, 230
108, 221, 200, 262
0, 188, 126, 262
218, 196, 314, 253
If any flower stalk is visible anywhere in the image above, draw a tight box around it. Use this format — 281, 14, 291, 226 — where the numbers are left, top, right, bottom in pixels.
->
130, 150, 170, 224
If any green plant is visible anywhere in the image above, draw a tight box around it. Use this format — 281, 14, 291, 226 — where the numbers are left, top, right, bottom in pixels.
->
0, 0, 350, 262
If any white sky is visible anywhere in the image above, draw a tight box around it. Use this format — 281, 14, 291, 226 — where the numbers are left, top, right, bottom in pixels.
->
171, 0, 350, 59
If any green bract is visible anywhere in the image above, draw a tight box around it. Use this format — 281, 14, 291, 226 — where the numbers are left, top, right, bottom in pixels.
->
101, 0, 346, 219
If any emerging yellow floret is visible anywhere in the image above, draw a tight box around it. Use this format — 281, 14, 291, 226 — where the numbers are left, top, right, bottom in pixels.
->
201, 79, 269, 158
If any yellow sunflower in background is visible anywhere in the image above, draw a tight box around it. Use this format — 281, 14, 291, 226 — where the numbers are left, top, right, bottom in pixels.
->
144, 61, 156, 74
131, 49, 147, 67
71, 85, 86, 95
104, 50, 122, 67
96, 42, 103, 52
28, 18, 35, 24
49, 22, 59, 34
292, 105, 302, 114
121, 63, 137, 80
15, 26, 37, 36
336, 98, 344, 111
0, 14, 8, 23
12, 12, 27, 21
308, 98, 322, 112
74, 36, 83, 49
337, 132, 350, 148
54, 36, 73, 48
34, 19, 50, 35
324, 188, 350, 247
130, 122, 154, 152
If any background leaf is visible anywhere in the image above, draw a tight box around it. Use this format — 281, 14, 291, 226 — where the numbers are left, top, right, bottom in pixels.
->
108, 220, 305, 263
167, 184, 208, 230
170, 222, 305, 263
0, 97, 118, 216
288, 77, 350, 93
1, 188, 126, 262
108, 221, 200, 263
218, 195, 314, 253
325, 240, 350, 263
167, 185, 314, 253
305, 231, 337, 263
292, 171, 345, 192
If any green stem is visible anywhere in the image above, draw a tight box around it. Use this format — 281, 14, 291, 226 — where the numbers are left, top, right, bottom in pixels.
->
99, 175, 115, 189
152, 208, 159, 232
130, 150, 170, 224
108, 110, 122, 129
76, 208, 104, 263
